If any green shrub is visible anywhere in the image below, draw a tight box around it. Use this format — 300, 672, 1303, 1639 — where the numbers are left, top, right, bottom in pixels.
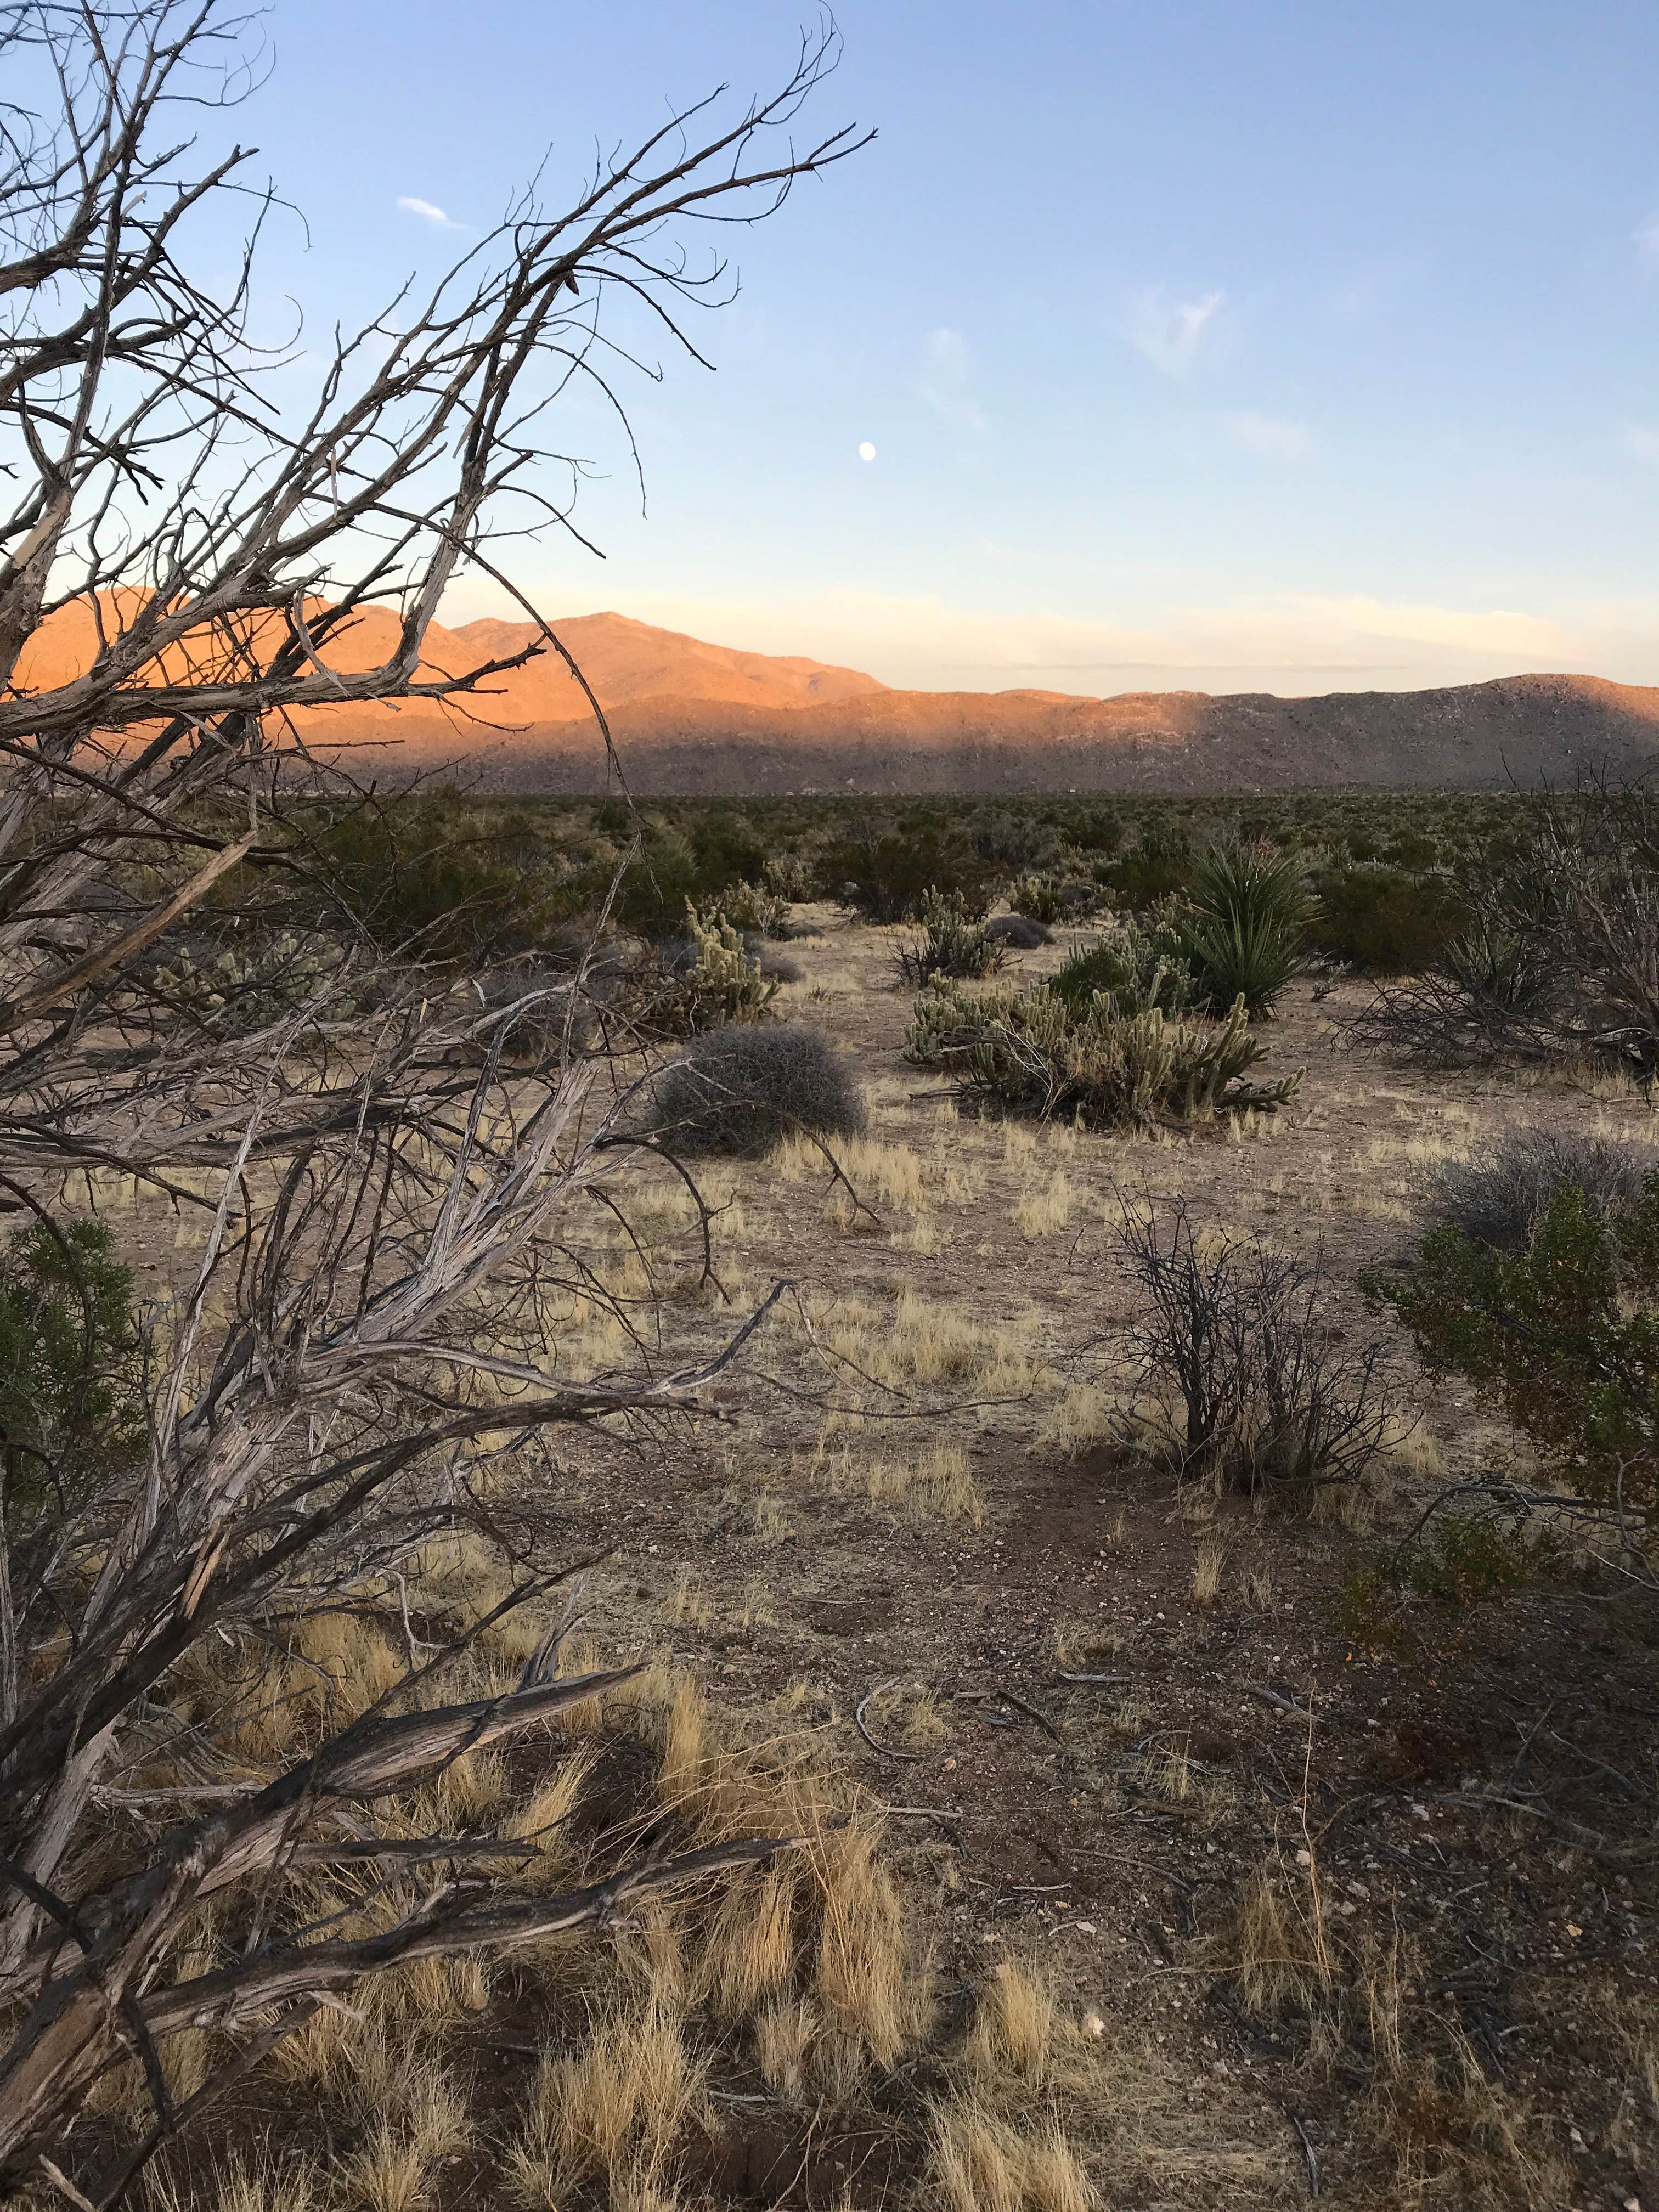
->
1172, 844, 1314, 1015
823, 823, 997, 923
1364, 1172, 1659, 1513
309, 790, 572, 962
905, 978, 1300, 1132
1308, 864, 1468, 974
1094, 821, 1194, 910
894, 889, 1003, 988
1402, 1511, 1556, 1605
0, 1218, 143, 1512
1051, 924, 1196, 1019
650, 1023, 867, 1156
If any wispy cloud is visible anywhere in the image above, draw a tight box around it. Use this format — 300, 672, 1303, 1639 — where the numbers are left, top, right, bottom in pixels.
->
915, 328, 988, 433
396, 195, 464, 231
1226, 410, 1314, 459
542, 583, 1592, 698
1128, 287, 1224, 378
1634, 213, 1659, 261
1625, 424, 1659, 464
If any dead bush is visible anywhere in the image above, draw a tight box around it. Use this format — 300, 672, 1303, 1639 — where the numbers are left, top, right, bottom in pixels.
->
1108, 1197, 1396, 1493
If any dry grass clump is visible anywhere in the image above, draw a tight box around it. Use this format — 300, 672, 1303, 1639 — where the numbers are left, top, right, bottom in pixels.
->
509, 1997, 707, 2207
1190, 1534, 1227, 1606
963, 1959, 1058, 2084
847, 1440, 985, 1527
928, 2101, 1094, 2212
1014, 1170, 1075, 1238
1219, 1854, 1336, 2017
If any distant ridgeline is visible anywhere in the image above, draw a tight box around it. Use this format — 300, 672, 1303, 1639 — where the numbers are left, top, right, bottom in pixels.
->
17, 599, 1659, 793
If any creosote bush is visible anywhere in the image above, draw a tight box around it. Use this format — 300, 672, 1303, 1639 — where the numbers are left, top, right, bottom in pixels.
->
651, 1023, 868, 1156
1366, 1168, 1659, 1516
0, 1218, 144, 1510
1351, 768, 1659, 1072
825, 822, 998, 923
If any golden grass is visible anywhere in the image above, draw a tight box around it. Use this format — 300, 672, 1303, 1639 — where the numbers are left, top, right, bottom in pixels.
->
1014, 1170, 1076, 1238
810, 1817, 933, 2068
510, 1997, 706, 2202
964, 1959, 1057, 2084
928, 2100, 1096, 2212
1190, 1535, 1227, 1607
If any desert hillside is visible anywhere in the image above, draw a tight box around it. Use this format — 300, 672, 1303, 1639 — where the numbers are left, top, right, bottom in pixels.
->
16, 599, 1659, 790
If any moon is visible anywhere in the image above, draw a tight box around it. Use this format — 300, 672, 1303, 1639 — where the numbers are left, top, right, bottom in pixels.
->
858, 441, 876, 462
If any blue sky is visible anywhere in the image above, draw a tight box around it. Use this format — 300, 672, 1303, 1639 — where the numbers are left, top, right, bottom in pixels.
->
244, 0, 1659, 694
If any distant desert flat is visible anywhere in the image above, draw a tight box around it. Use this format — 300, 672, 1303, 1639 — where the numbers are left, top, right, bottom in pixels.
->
16, 600, 1659, 792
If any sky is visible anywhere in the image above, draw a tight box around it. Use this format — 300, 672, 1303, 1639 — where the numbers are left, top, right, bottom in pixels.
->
228, 0, 1659, 696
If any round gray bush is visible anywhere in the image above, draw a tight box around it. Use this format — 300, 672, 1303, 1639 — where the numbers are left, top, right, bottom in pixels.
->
986, 913, 1052, 949
650, 1023, 868, 1156
1425, 1125, 1652, 1251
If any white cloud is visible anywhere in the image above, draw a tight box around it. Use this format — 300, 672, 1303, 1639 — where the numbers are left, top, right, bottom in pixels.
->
1625, 425, 1659, 464
915, 327, 988, 433
1635, 213, 1659, 261
396, 195, 463, 230
1128, 287, 1224, 379
1226, 410, 1314, 459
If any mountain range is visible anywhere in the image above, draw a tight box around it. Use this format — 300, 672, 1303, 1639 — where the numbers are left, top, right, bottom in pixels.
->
17, 602, 1659, 792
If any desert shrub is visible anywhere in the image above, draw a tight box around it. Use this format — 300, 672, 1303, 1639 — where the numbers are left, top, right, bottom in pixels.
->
1351, 770, 1659, 1071
905, 978, 1299, 1132
470, 964, 600, 1058
1308, 863, 1468, 974
149, 929, 356, 1034
1365, 1172, 1659, 1513
1113, 1200, 1395, 1492
714, 880, 791, 937
650, 1023, 867, 1156
1401, 1509, 1558, 1605
306, 789, 573, 962
984, 912, 1051, 949
1094, 819, 1194, 910
823, 823, 997, 923
1172, 843, 1314, 1015
894, 890, 1004, 988
0, 1218, 144, 1512
1423, 1126, 1651, 1252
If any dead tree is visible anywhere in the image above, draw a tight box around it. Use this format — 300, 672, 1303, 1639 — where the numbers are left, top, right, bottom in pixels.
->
0, 2, 867, 2197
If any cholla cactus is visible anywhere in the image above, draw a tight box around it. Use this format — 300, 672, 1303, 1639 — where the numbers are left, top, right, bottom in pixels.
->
679, 905, 777, 1030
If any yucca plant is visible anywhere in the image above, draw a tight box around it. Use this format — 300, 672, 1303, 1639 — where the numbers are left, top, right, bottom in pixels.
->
1175, 844, 1316, 1015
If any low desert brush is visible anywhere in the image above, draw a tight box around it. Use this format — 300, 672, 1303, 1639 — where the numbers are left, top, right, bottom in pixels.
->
907, 975, 1300, 1132
650, 1021, 867, 1156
